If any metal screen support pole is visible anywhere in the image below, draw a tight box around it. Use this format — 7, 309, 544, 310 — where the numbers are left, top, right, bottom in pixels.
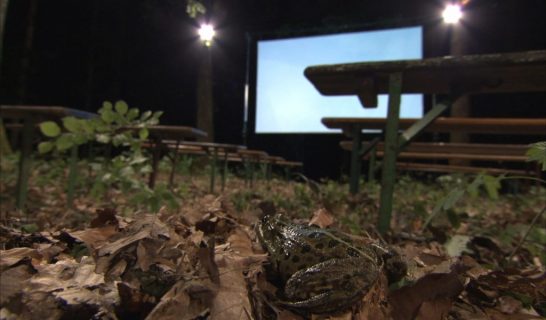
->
378, 72, 402, 234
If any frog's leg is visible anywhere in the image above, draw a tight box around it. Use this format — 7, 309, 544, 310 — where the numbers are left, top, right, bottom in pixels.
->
281, 257, 379, 314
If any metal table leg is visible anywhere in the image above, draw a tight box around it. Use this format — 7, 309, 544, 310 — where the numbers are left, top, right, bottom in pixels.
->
209, 147, 218, 193
168, 140, 181, 188
15, 117, 34, 210
378, 72, 403, 234
148, 138, 161, 189
66, 145, 79, 207
349, 125, 363, 194
221, 151, 228, 191
368, 145, 376, 183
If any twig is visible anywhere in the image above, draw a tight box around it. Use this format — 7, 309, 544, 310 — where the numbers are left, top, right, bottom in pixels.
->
507, 205, 546, 262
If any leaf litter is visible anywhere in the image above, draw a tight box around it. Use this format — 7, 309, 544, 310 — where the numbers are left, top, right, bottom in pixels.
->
0, 173, 545, 319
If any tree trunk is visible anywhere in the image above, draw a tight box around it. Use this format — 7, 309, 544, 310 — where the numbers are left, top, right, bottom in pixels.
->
17, 0, 38, 103
196, 48, 214, 141
0, 0, 10, 75
449, 24, 470, 166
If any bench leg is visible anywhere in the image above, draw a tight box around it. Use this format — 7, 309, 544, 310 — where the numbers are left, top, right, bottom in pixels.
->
209, 148, 218, 193
66, 145, 79, 208
16, 117, 34, 210
148, 138, 161, 189
250, 161, 255, 188
221, 152, 228, 191
168, 140, 180, 189
378, 72, 402, 234
368, 146, 376, 183
349, 125, 362, 194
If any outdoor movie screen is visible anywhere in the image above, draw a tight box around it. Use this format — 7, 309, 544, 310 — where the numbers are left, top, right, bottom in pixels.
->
255, 26, 423, 133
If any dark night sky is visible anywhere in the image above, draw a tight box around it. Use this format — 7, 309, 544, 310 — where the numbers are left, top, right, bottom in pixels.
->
2, 0, 545, 178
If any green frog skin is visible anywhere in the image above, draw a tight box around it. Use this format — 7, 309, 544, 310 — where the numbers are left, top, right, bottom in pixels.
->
257, 214, 406, 314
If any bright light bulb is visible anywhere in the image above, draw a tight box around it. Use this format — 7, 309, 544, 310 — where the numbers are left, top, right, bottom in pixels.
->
442, 4, 463, 24
198, 24, 215, 46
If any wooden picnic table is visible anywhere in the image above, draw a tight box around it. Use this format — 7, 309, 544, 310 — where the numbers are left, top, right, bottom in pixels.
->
145, 125, 207, 189
322, 117, 546, 135
305, 50, 546, 233
161, 140, 245, 192
0, 105, 97, 209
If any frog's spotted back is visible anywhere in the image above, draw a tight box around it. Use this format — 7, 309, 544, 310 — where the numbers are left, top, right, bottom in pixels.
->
257, 214, 406, 314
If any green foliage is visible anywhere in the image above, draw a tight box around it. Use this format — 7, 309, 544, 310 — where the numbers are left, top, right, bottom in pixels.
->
37, 100, 177, 213
231, 190, 255, 212
424, 173, 504, 229
526, 141, 546, 171
186, 0, 206, 18
40, 121, 61, 137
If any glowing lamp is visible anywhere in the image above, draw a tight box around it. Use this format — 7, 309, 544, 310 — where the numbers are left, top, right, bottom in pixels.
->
198, 23, 215, 47
442, 4, 463, 24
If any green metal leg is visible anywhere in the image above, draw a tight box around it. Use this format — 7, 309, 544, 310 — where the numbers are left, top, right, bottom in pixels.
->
148, 138, 161, 189
266, 162, 272, 181
221, 151, 228, 191
250, 161, 255, 188
243, 159, 250, 187
209, 148, 218, 193
398, 100, 451, 150
15, 117, 34, 210
368, 146, 376, 183
349, 125, 363, 194
378, 72, 402, 234
66, 145, 79, 208
168, 140, 180, 189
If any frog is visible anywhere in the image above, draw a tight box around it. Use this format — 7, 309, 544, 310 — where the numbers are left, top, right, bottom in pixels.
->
256, 214, 406, 315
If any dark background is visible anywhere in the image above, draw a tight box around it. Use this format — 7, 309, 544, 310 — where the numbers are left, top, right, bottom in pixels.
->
2, 0, 545, 179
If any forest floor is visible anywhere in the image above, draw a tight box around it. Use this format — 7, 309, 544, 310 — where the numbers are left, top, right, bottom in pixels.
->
0, 157, 545, 320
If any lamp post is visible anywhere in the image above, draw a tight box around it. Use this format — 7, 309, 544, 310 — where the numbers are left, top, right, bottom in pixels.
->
443, 2, 470, 164
196, 23, 215, 141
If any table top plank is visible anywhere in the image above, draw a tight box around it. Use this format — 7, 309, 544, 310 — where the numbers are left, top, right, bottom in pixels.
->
145, 125, 207, 140
322, 117, 546, 135
305, 51, 546, 97
1, 105, 97, 120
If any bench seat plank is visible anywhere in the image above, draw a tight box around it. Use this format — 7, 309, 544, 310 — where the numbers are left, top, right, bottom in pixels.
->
325, 117, 546, 135
396, 162, 531, 176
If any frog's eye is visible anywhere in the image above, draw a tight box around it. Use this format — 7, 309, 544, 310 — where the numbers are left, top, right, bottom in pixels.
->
346, 247, 359, 257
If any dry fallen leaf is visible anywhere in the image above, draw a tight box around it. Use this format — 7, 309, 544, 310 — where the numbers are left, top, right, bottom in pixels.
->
389, 271, 464, 320
308, 208, 335, 228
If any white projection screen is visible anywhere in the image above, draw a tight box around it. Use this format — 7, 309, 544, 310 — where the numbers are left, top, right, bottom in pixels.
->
255, 26, 423, 133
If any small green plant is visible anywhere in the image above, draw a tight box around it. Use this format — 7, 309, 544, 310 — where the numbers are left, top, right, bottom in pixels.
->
425, 142, 546, 229
38, 100, 179, 213
526, 141, 546, 170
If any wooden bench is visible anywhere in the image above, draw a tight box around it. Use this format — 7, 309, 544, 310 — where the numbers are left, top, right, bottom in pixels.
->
158, 140, 245, 192
395, 162, 531, 176
305, 50, 546, 233
328, 117, 544, 189
143, 125, 207, 189
1, 105, 97, 209
339, 141, 537, 177
323, 117, 546, 135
